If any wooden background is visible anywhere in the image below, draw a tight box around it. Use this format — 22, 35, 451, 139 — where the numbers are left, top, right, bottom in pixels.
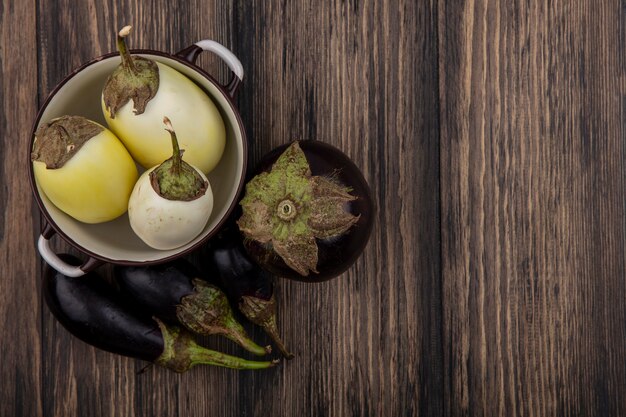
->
1, 0, 624, 416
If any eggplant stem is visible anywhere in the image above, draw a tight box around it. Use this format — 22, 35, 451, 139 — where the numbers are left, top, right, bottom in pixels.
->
259, 315, 295, 360
239, 295, 295, 359
163, 116, 182, 176
186, 343, 279, 370
117, 25, 138, 75
176, 279, 269, 356
155, 318, 278, 372
222, 322, 273, 356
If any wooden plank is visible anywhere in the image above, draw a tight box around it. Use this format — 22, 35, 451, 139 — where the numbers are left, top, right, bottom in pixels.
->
0, 0, 42, 416
438, 1, 626, 415
227, 0, 442, 415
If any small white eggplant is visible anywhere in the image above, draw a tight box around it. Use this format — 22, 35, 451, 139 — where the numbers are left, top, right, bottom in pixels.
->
102, 26, 226, 175
128, 117, 213, 250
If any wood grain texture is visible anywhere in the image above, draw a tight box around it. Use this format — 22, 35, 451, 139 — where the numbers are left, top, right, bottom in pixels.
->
1, 0, 624, 416
0, 0, 42, 416
438, 1, 626, 416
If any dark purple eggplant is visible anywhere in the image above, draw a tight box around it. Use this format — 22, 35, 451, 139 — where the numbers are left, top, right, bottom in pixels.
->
44, 254, 277, 372
237, 140, 374, 281
202, 225, 294, 359
113, 260, 270, 356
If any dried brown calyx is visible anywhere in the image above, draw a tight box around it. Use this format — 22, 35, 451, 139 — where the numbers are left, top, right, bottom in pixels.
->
102, 25, 159, 118
237, 142, 360, 276
31, 116, 103, 169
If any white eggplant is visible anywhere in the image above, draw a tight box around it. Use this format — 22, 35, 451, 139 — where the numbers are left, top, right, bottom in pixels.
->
102, 26, 225, 175
128, 117, 213, 250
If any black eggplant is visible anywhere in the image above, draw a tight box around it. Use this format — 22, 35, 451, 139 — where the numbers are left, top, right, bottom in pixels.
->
237, 140, 374, 281
203, 225, 295, 359
114, 260, 270, 356
44, 254, 277, 372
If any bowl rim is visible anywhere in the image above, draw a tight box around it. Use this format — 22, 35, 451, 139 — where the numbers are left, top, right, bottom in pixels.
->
29, 48, 248, 266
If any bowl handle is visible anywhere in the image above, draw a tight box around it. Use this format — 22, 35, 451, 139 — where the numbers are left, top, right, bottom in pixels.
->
176, 40, 244, 99
37, 223, 102, 277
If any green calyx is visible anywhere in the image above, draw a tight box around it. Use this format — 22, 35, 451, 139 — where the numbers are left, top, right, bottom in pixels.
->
154, 318, 278, 372
237, 142, 360, 276
31, 116, 103, 169
103, 25, 159, 118
150, 117, 208, 201
175, 278, 270, 356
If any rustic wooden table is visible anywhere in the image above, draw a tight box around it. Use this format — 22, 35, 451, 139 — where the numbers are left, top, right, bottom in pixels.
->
2, 1, 625, 416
